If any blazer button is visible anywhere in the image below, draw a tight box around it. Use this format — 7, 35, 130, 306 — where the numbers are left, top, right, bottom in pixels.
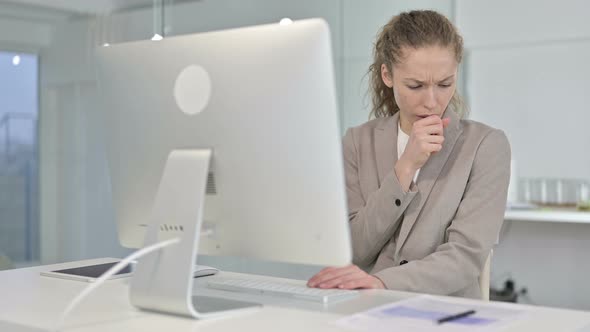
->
399, 260, 408, 265
395, 199, 401, 206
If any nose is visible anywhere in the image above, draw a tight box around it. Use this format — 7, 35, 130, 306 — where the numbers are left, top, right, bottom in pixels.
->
424, 87, 437, 110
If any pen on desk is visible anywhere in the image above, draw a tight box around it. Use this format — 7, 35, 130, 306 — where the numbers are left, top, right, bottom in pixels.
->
436, 309, 476, 324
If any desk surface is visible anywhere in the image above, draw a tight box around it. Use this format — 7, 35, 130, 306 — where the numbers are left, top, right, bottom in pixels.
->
1, 258, 590, 332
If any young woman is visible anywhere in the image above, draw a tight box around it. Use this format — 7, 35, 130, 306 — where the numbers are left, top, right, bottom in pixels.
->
307, 10, 510, 299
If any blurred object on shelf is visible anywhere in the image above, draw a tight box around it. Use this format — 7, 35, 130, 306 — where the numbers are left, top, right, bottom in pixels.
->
506, 201, 538, 210
506, 160, 518, 204
577, 182, 590, 211
518, 178, 590, 209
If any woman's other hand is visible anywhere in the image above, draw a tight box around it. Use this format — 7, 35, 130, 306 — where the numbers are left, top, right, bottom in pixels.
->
307, 264, 386, 290
395, 115, 450, 190
403, 115, 450, 168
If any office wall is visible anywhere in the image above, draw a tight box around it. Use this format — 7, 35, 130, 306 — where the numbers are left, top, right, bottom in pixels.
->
457, 0, 590, 180
456, 0, 590, 310
0, 19, 51, 48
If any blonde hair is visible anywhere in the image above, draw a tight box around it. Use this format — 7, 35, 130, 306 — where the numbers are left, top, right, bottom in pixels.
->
368, 10, 467, 119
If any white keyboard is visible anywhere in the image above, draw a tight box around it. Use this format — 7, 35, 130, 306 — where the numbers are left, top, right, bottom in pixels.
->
208, 279, 359, 304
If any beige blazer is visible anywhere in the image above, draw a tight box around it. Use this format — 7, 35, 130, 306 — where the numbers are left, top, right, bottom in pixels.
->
343, 110, 510, 299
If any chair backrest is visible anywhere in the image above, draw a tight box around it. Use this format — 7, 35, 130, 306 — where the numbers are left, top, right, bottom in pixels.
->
479, 250, 492, 301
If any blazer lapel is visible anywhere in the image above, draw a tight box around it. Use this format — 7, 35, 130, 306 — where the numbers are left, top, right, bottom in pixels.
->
375, 113, 399, 186
395, 110, 463, 251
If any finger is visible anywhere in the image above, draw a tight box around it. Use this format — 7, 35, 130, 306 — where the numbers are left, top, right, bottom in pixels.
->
427, 143, 444, 154
420, 123, 444, 136
413, 118, 443, 136
415, 115, 442, 126
308, 265, 357, 287
313, 266, 340, 278
315, 270, 358, 289
426, 135, 444, 145
318, 270, 366, 289
418, 138, 444, 152
442, 117, 451, 128
308, 265, 350, 284
308, 268, 335, 287
315, 265, 359, 285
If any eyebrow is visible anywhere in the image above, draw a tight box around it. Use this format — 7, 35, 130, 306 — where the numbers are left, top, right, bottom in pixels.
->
404, 75, 455, 84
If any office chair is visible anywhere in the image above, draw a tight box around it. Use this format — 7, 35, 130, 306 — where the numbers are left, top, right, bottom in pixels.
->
479, 250, 492, 301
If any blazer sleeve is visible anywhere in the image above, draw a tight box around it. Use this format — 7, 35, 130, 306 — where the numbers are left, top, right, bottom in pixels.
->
373, 129, 511, 295
343, 128, 418, 267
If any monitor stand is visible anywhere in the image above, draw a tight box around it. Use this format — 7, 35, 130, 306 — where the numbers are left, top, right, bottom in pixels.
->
129, 149, 261, 318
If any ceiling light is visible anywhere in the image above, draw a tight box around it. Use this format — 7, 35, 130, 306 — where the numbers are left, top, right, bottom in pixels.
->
279, 18, 293, 26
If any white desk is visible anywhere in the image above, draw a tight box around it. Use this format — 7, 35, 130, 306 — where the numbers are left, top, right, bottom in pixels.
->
1, 258, 590, 332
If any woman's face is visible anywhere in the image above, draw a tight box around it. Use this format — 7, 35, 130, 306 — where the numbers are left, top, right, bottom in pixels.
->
381, 45, 458, 133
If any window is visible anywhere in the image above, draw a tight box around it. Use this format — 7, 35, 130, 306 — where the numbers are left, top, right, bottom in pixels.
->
0, 51, 39, 269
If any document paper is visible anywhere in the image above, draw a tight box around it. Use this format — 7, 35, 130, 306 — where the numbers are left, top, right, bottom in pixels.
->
335, 295, 527, 332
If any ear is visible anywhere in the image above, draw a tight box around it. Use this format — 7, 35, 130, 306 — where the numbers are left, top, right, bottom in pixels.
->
381, 64, 393, 88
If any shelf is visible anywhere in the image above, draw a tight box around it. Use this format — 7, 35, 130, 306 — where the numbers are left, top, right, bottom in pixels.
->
504, 209, 590, 224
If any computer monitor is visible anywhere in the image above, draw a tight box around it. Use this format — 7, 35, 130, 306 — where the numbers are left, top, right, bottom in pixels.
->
95, 18, 351, 268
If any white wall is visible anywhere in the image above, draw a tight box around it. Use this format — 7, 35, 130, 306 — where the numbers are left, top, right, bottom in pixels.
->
458, 0, 590, 181
0, 18, 51, 48
466, 42, 590, 179
456, 0, 590, 48
456, 0, 590, 310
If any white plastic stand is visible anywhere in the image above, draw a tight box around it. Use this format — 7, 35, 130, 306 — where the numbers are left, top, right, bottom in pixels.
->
129, 149, 260, 318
